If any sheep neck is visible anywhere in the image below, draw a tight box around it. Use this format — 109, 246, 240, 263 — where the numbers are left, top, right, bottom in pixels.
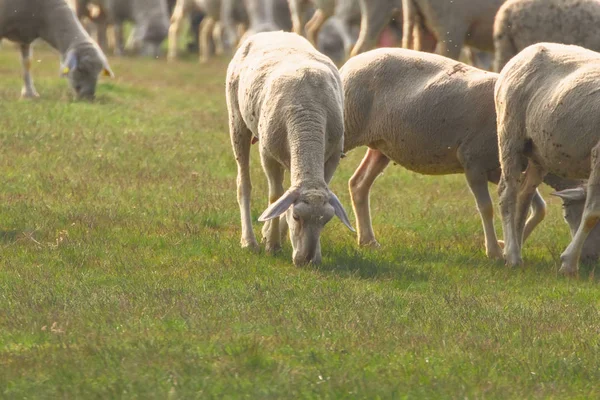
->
40, 0, 91, 55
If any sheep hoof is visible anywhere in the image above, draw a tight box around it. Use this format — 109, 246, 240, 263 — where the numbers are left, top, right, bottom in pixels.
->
265, 243, 282, 255
359, 240, 381, 249
20, 91, 39, 99
558, 264, 578, 277
559, 254, 578, 277
504, 253, 523, 268
486, 245, 504, 260
241, 239, 260, 253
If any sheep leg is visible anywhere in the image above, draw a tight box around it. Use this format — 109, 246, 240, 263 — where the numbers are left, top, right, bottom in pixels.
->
498, 160, 522, 267
348, 148, 390, 247
260, 154, 285, 254
523, 189, 546, 242
514, 161, 545, 249
305, 9, 327, 47
464, 169, 503, 259
230, 118, 258, 251
199, 17, 216, 63
289, 0, 306, 36
19, 44, 39, 99
113, 23, 125, 56
212, 21, 224, 56
560, 146, 600, 275
168, 0, 185, 60
95, 19, 109, 52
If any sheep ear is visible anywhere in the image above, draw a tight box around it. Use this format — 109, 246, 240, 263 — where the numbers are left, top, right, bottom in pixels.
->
258, 189, 300, 222
329, 191, 355, 232
61, 50, 78, 76
551, 187, 587, 202
102, 64, 114, 78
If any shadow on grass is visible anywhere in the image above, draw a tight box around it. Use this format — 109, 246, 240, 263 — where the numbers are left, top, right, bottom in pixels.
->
0, 230, 19, 243
313, 245, 430, 283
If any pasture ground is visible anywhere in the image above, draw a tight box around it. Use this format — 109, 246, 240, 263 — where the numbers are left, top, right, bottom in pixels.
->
0, 46, 599, 399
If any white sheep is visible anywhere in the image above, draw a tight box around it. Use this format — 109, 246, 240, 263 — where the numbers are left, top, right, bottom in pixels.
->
226, 31, 353, 266
77, 0, 170, 57
240, 0, 293, 40
493, 0, 600, 72
0, 0, 114, 99
340, 47, 546, 258
351, 0, 402, 57
168, 0, 223, 63
287, 0, 335, 45
496, 42, 600, 274
401, 0, 504, 60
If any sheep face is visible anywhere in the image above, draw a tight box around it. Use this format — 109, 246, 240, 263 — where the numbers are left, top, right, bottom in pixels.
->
286, 190, 336, 266
62, 45, 113, 100
259, 187, 354, 266
554, 188, 600, 262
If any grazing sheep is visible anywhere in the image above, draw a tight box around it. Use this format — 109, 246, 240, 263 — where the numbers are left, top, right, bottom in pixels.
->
79, 0, 170, 57
544, 174, 600, 263
0, 0, 113, 99
496, 42, 600, 274
288, 0, 335, 45
493, 0, 600, 72
340, 47, 546, 258
402, 0, 504, 60
168, 0, 223, 63
226, 31, 353, 266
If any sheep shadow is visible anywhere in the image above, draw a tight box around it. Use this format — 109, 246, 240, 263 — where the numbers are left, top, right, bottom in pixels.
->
0, 230, 19, 243
310, 244, 431, 283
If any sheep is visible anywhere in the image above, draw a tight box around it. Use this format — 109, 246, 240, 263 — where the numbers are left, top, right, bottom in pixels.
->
316, 0, 360, 62
0, 0, 114, 100
287, 0, 335, 46
241, 0, 293, 39
493, 0, 600, 72
351, 0, 404, 57
78, 0, 170, 57
544, 174, 600, 263
401, 0, 504, 60
340, 47, 546, 258
226, 31, 353, 266
496, 42, 600, 274
220, 0, 248, 50
168, 0, 223, 63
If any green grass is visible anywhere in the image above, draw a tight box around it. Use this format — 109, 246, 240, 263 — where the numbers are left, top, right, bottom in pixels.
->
0, 45, 599, 399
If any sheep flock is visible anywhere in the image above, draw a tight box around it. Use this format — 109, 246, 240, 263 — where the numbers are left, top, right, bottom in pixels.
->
2, 0, 600, 272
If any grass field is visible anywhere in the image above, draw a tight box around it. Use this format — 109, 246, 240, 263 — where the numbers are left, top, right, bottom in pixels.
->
1, 45, 599, 399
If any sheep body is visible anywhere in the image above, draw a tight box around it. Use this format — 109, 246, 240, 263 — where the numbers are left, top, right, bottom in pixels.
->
493, 0, 600, 72
340, 47, 545, 257
495, 42, 600, 274
402, 0, 504, 59
0, 0, 113, 99
226, 31, 353, 266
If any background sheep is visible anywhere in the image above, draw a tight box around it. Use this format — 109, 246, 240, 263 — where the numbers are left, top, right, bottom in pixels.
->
288, 0, 335, 46
226, 31, 353, 266
493, 0, 600, 72
78, 0, 170, 57
495, 42, 600, 274
240, 0, 293, 39
0, 0, 113, 99
402, 0, 504, 61
340, 47, 545, 258
168, 0, 223, 63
